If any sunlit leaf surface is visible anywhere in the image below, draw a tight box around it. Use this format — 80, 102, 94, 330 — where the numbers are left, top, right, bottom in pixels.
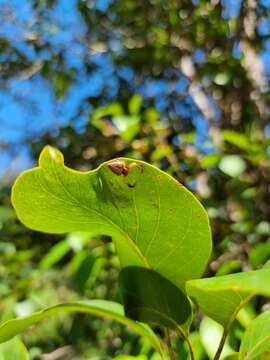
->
12, 146, 212, 290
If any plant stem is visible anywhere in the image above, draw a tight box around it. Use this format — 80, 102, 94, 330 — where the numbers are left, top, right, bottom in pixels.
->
213, 294, 255, 360
184, 334, 195, 360
164, 327, 175, 360
176, 326, 195, 360
160, 344, 167, 360
213, 327, 227, 360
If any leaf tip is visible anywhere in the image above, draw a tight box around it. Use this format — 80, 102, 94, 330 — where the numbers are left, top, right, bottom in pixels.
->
39, 146, 64, 168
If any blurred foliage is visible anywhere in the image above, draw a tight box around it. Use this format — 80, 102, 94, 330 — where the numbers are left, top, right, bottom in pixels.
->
1, 0, 270, 358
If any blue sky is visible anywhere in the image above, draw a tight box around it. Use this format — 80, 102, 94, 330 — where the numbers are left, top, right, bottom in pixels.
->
0, 0, 269, 177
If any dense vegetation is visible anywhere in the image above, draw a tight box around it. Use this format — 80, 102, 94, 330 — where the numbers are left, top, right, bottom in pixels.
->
0, 0, 270, 359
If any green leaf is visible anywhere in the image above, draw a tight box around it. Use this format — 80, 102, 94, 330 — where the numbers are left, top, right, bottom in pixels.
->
200, 317, 235, 359
114, 357, 148, 360
144, 108, 160, 124
237, 304, 256, 329
186, 269, 270, 327
118, 267, 192, 332
91, 102, 123, 135
214, 73, 230, 86
222, 131, 250, 152
0, 337, 29, 360
240, 311, 270, 359
128, 94, 142, 115
249, 241, 270, 269
0, 300, 162, 354
222, 130, 262, 155
92, 102, 123, 124
255, 221, 270, 235
187, 332, 206, 360
0, 206, 14, 223
219, 155, 246, 177
12, 146, 212, 290
40, 232, 90, 269
200, 154, 221, 169
223, 354, 239, 360
150, 146, 172, 162
40, 238, 70, 268
112, 115, 141, 142
72, 252, 96, 293
216, 260, 242, 276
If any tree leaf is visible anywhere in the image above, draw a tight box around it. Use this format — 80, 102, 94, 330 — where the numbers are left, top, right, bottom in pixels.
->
186, 269, 270, 327
263, 259, 270, 269
240, 311, 270, 360
118, 266, 192, 332
222, 130, 251, 152
112, 115, 141, 142
12, 146, 212, 290
114, 356, 147, 360
0, 337, 29, 360
128, 94, 142, 115
92, 102, 123, 124
219, 155, 246, 177
0, 300, 162, 354
200, 317, 235, 359
223, 354, 239, 360
40, 232, 90, 269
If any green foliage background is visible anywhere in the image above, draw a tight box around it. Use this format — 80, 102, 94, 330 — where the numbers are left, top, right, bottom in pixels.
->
0, 0, 270, 358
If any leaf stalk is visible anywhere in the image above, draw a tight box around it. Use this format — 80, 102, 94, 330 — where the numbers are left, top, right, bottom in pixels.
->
175, 325, 195, 360
164, 327, 175, 360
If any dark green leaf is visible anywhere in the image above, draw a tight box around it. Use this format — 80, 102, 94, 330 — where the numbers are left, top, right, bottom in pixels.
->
119, 267, 192, 332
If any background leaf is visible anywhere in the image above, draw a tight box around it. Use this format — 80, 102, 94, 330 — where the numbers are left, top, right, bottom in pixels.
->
112, 115, 141, 142
0, 337, 29, 360
114, 356, 147, 360
200, 317, 235, 359
223, 354, 239, 360
219, 155, 246, 177
0, 300, 162, 355
128, 94, 143, 115
240, 311, 270, 360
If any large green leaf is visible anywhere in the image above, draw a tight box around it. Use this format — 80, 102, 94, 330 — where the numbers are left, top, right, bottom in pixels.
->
186, 269, 270, 327
0, 337, 29, 360
0, 300, 162, 355
118, 266, 192, 332
240, 311, 270, 359
12, 146, 211, 290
